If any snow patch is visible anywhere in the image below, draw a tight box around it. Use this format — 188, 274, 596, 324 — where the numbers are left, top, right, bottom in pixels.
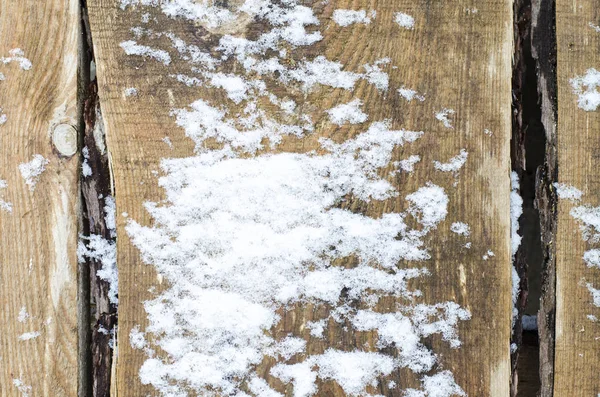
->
554, 182, 583, 201
433, 149, 468, 173
332, 9, 374, 26
395, 12, 415, 29
327, 99, 368, 126
570, 68, 600, 111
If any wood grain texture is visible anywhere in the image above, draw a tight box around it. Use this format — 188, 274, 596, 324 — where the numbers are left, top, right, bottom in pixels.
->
87, 0, 513, 395
554, 1, 600, 395
0, 0, 80, 395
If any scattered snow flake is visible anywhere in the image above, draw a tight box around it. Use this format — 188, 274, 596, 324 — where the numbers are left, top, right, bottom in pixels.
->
82, 147, 93, 177
394, 155, 421, 173
332, 9, 374, 26
210, 73, 249, 103
78, 235, 118, 304
435, 108, 455, 128
589, 22, 600, 33
130, 325, 147, 349
0, 71, 4, 80
395, 12, 415, 29
553, 182, 583, 201
327, 99, 368, 126
0, 179, 11, 213
124, 87, 138, 97
18, 154, 49, 191
482, 250, 495, 261
120, 40, 171, 65
450, 222, 470, 236
104, 195, 117, 236
510, 342, 517, 354
290, 56, 361, 91
587, 283, 600, 307
398, 86, 425, 102
588, 314, 598, 322
0, 111, 7, 126
18, 331, 40, 341
306, 319, 326, 338
570, 205, 600, 242
464, 242, 472, 249
17, 306, 30, 323
12, 378, 31, 397
484, 129, 493, 136
584, 249, 600, 269
511, 171, 523, 259
162, 136, 173, 148
406, 183, 449, 228
433, 149, 468, 173
363, 59, 390, 91
1, 48, 32, 70
570, 68, 600, 111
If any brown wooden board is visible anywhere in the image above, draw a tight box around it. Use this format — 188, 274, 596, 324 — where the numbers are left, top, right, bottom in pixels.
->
0, 0, 80, 395
87, 0, 513, 395
554, 1, 600, 395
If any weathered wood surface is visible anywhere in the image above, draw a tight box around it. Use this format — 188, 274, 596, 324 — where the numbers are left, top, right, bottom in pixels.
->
88, 0, 513, 395
0, 0, 80, 395
554, 1, 600, 395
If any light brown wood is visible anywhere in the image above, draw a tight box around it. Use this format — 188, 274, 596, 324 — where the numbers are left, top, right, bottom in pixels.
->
88, 0, 513, 395
554, 1, 600, 395
0, 0, 80, 395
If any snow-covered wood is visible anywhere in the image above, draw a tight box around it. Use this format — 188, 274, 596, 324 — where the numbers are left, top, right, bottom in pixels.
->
553, 1, 600, 395
0, 0, 80, 395
87, 0, 513, 395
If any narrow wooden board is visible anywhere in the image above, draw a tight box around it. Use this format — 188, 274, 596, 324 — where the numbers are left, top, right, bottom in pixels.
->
0, 0, 80, 395
554, 1, 600, 395
88, 0, 513, 395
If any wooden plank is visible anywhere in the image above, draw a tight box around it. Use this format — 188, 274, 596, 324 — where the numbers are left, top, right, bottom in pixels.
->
88, 0, 513, 395
554, 1, 600, 395
0, 0, 80, 395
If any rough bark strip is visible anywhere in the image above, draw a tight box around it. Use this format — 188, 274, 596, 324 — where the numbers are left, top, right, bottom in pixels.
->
80, 2, 118, 394
0, 0, 80, 395
553, 0, 600, 395
531, 0, 558, 396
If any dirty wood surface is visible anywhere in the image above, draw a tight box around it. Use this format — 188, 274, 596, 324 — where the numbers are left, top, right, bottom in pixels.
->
87, 0, 513, 395
0, 0, 80, 396
554, 1, 600, 396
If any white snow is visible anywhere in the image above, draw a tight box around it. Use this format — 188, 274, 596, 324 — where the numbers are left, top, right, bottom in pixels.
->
17, 306, 30, 323
398, 87, 425, 102
326, 99, 368, 126
18, 154, 49, 191
120, 40, 171, 65
570, 68, 600, 111
570, 205, 600, 242
433, 149, 468, 173
587, 283, 600, 307
124, 87, 138, 97
395, 12, 415, 29
450, 222, 470, 236
394, 155, 421, 173
554, 182, 583, 201
115, 0, 472, 395
583, 249, 600, 269
1, 48, 32, 70
78, 235, 118, 304
510, 172, 523, 326
332, 9, 374, 27
18, 331, 40, 341
435, 108, 455, 128
12, 378, 31, 397
82, 147, 92, 177
589, 22, 600, 33
0, 179, 11, 213
482, 250, 495, 261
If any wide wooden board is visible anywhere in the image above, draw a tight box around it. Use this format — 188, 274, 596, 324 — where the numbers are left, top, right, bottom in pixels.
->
554, 1, 600, 395
88, 0, 513, 395
0, 0, 80, 395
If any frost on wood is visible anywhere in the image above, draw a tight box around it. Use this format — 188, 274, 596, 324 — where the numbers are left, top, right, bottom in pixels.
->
18, 154, 49, 191
570, 68, 600, 111
117, 1, 472, 395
